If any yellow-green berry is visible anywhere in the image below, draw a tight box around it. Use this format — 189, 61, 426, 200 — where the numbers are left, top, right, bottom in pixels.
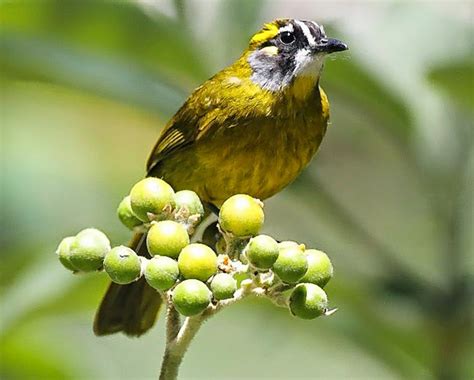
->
56, 236, 77, 271
178, 243, 217, 281
147, 221, 189, 258
245, 235, 279, 270
117, 195, 142, 230
172, 279, 211, 316
103, 246, 141, 284
69, 228, 110, 272
300, 249, 333, 287
130, 178, 175, 222
289, 283, 328, 319
272, 245, 308, 284
174, 190, 204, 217
145, 256, 179, 291
218, 194, 264, 237
210, 273, 237, 300
278, 241, 300, 250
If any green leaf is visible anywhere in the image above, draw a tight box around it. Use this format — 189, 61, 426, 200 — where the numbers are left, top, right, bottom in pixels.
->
0, 0, 210, 113
0, 0, 207, 80
0, 32, 186, 115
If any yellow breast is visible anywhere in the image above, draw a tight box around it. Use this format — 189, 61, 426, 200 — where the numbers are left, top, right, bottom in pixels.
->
157, 79, 329, 206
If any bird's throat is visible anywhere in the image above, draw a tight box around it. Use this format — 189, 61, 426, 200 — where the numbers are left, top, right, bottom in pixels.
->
288, 74, 320, 101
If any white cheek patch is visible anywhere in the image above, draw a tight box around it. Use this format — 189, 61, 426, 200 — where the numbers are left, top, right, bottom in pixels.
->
294, 49, 324, 78
295, 20, 316, 47
294, 49, 312, 71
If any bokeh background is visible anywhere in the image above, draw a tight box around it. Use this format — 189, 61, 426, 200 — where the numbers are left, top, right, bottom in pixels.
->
1, 1, 473, 379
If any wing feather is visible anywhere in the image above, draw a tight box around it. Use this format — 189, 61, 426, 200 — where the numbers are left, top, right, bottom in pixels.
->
146, 72, 265, 176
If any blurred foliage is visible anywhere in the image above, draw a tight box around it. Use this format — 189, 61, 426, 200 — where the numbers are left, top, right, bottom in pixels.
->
428, 59, 474, 112
1, 1, 473, 379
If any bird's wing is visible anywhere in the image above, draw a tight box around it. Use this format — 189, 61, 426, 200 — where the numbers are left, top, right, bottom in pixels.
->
146, 110, 195, 174
146, 103, 217, 175
146, 80, 254, 176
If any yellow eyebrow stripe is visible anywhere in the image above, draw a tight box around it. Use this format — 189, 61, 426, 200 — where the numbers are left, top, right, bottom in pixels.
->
249, 22, 280, 47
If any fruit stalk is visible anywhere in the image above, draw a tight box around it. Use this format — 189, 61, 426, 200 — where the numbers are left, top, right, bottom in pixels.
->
158, 280, 261, 380
159, 303, 205, 380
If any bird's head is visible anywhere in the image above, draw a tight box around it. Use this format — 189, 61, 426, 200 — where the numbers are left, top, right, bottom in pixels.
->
246, 19, 347, 92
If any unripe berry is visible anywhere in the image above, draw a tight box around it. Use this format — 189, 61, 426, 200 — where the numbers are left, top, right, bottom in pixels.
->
147, 221, 189, 258
278, 241, 300, 250
210, 273, 237, 300
174, 190, 204, 217
56, 236, 77, 271
272, 245, 308, 284
218, 194, 264, 237
103, 246, 141, 284
178, 243, 217, 281
289, 283, 328, 319
300, 249, 333, 287
172, 279, 211, 316
69, 228, 110, 272
117, 195, 142, 230
245, 235, 279, 270
130, 178, 175, 222
145, 256, 180, 291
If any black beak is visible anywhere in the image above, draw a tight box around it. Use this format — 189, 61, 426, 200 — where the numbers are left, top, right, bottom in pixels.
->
316, 38, 348, 54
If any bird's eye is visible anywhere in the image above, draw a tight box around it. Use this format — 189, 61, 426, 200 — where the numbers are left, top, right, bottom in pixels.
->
280, 31, 295, 44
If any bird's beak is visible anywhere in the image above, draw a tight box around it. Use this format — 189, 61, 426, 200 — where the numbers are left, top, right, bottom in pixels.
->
315, 38, 348, 54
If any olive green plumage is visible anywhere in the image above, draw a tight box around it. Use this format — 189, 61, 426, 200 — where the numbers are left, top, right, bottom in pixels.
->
147, 54, 329, 206
94, 18, 346, 337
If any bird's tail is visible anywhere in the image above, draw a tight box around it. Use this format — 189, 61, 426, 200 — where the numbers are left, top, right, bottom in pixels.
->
93, 232, 163, 337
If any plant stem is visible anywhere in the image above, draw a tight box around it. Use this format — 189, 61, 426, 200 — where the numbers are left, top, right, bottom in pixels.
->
165, 299, 181, 343
159, 314, 205, 380
158, 285, 262, 380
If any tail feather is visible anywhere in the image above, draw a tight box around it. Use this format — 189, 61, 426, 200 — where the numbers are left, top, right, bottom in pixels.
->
93, 233, 163, 337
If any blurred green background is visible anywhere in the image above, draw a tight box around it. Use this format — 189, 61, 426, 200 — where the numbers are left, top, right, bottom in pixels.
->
1, 1, 473, 379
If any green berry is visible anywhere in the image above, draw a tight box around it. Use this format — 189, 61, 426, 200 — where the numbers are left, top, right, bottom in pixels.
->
103, 246, 141, 284
272, 245, 308, 284
218, 194, 264, 237
172, 279, 211, 316
178, 243, 217, 281
210, 273, 237, 300
278, 241, 300, 250
174, 190, 204, 217
69, 228, 110, 272
289, 283, 328, 319
56, 236, 77, 271
117, 195, 142, 230
245, 235, 279, 270
147, 221, 189, 258
145, 256, 179, 291
130, 178, 175, 222
300, 249, 333, 287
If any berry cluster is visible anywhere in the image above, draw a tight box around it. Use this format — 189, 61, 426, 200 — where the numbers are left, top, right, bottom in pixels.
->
56, 178, 334, 320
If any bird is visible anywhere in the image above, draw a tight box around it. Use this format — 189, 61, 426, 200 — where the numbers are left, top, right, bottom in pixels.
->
94, 18, 347, 337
